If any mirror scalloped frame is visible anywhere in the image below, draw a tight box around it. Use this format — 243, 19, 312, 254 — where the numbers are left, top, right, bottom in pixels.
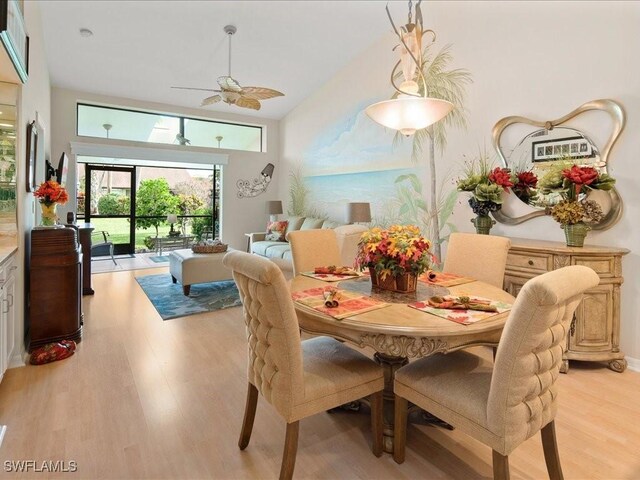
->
491, 99, 625, 230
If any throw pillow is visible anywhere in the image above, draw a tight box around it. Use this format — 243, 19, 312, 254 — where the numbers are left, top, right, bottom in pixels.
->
266, 220, 288, 241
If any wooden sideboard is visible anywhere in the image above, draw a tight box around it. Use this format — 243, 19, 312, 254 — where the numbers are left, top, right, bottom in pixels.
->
504, 238, 629, 373
28, 227, 82, 351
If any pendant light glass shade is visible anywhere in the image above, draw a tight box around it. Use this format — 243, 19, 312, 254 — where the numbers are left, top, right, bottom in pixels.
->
365, 95, 453, 136
365, 1, 453, 135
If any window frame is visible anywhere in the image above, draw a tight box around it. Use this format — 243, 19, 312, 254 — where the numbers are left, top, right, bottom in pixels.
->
76, 102, 264, 152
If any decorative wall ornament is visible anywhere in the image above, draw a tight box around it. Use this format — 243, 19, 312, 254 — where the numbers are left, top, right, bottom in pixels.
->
237, 163, 274, 198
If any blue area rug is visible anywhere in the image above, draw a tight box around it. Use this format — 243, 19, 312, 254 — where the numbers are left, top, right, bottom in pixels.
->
149, 255, 170, 263
135, 273, 242, 320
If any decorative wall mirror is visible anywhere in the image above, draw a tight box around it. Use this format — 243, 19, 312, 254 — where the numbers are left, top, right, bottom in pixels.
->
491, 99, 625, 230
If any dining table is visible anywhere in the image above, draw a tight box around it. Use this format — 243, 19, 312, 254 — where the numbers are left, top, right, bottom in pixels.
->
291, 274, 516, 453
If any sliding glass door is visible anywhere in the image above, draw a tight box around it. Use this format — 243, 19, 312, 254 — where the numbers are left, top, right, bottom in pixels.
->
84, 165, 136, 255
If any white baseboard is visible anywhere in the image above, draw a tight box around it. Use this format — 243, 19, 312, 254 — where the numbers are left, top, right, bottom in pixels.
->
626, 356, 640, 372
9, 347, 27, 369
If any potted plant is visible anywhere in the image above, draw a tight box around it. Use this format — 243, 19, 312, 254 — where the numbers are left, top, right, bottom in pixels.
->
355, 225, 432, 293
540, 164, 615, 246
456, 155, 515, 234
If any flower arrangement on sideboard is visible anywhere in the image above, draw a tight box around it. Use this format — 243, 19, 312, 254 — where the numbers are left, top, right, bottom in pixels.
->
33, 180, 69, 226
539, 164, 615, 246
456, 154, 537, 235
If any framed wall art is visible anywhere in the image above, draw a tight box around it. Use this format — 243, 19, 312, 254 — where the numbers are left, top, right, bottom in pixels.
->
25, 119, 37, 192
531, 135, 594, 162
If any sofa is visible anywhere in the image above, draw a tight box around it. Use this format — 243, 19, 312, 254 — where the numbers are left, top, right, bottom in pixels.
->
248, 216, 367, 269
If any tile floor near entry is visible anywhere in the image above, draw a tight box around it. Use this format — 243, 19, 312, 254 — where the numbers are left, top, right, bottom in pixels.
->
91, 252, 171, 274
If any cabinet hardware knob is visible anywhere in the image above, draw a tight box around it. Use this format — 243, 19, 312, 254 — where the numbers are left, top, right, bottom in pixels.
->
528, 260, 534, 266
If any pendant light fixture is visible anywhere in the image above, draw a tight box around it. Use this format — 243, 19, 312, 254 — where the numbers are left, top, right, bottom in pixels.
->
365, 0, 453, 136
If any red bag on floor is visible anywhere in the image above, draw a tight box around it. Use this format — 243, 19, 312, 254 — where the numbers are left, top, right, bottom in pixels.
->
29, 340, 77, 365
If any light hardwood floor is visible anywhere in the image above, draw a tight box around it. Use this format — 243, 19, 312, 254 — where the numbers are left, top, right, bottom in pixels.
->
1, 267, 639, 479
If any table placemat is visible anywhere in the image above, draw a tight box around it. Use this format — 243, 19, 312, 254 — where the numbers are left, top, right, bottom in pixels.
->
409, 295, 512, 325
292, 287, 389, 320
418, 271, 476, 287
301, 271, 362, 282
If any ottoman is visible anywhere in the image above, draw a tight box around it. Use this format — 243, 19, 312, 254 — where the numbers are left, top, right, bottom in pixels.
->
169, 248, 234, 296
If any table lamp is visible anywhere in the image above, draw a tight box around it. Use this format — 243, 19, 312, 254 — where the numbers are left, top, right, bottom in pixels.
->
167, 214, 180, 236
347, 202, 371, 224
266, 200, 283, 222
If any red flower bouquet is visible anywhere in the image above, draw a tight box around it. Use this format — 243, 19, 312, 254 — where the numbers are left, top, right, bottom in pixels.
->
512, 170, 539, 204
34, 181, 69, 226
34, 180, 69, 206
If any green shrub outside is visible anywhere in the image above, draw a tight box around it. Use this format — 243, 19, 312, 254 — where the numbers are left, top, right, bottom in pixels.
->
191, 207, 213, 241
97, 193, 130, 215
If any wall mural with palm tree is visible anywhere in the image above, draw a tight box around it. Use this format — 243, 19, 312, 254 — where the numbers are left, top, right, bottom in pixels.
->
288, 42, 471, 264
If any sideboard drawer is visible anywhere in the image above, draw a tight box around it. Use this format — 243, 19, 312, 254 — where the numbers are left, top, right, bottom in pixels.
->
506, 252, 551, 274
572, 255, 616, 278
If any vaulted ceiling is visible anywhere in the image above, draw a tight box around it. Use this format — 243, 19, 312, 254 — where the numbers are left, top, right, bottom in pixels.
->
40, 1, 406, 119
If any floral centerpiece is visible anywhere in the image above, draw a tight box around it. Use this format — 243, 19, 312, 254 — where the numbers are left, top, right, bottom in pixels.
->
355, 225, 432, 293
540, 164, 615, 246
33, 180, 69, 226
457, 156, 538, 234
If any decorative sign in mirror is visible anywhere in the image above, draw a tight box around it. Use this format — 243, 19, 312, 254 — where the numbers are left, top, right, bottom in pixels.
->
492, 99, 625, 230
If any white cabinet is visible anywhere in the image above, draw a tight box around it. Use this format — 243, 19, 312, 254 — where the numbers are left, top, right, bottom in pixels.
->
0, 251, 17, 381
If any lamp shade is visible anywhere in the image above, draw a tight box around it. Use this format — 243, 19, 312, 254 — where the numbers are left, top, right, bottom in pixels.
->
347, 202, 371, 223
166, 214, 178, 224
266, 200, 283, 215
365, 95, 454, 136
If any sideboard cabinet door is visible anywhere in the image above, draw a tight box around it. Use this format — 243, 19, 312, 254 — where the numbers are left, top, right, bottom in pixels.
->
505, 238, 628, 373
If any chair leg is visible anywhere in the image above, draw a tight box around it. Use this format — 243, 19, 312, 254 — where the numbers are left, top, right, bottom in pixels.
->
393, 395, 408, 464
238, 383, 259, 450
109, 244, 116, 265
541, 421, 564, 480
370, 391, 383, 457
279, 421, 299, 480
492, 450, 510, 480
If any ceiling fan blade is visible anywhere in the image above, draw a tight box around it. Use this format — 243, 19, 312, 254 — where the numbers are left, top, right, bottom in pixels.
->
201, 95, 222, 106
235, 97, 261, 111
172, 86, 221, 92
241, 87, 285, 100
217, 76, 243, 92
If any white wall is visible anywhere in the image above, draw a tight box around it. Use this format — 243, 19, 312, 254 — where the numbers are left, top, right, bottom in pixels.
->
51, 88, 281, 251
279, 1, 640, 363
13, 1, 52, 365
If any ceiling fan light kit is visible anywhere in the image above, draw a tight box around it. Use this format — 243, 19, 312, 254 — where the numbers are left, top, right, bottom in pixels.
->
365, 0, 453, 135
171, 25, 284, 111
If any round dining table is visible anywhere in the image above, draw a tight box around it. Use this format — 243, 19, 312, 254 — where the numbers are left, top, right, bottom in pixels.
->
291, 274, 516, 453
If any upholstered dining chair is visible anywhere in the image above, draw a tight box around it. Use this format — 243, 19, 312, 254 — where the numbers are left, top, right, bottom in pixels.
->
393, 265, 600, 480
287, 229, 342, 277
443, 232, 511, 287
223, 250, 384, 480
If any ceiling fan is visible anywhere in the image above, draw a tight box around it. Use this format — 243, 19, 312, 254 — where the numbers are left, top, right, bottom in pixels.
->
171, 25, 284, 111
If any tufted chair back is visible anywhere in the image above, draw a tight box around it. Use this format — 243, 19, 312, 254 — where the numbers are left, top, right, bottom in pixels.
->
487, 265, 599, 455
223, 250, 305, 419
287, 229, 342, 276
444, 233, 511, 287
